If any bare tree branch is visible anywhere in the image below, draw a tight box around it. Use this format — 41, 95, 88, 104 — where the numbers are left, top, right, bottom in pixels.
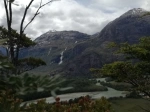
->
20, 0, 34, 36
3, 0, 60, 67
8, 2, 12, 31
3, 0, 10, 30
23, 0, 60, 32
15, 0, 34, 63
22, 0, 43, 32
15, 0, 59, 62
3, 0, 15, 63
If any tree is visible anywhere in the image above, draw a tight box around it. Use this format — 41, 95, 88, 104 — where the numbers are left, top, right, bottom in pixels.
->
100, 37, 150, 97
0, 26, 36, 56
0, 27, 46, 74
1, 0, 59, 74
2, 0, 58, 66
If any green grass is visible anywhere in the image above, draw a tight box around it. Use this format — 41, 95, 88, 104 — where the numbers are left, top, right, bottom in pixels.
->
110, 98, 150, 112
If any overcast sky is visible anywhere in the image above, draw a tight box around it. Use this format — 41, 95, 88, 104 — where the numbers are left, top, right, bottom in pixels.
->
0, 0, 150, 40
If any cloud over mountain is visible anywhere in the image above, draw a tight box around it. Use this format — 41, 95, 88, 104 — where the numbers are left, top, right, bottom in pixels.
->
0, 0, 150, 39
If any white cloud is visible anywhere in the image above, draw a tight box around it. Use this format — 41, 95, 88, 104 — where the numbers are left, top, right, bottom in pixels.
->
0, 0, 150, 40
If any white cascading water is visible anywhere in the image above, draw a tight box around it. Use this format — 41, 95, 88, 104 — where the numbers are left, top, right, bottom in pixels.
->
47, 42, 51, 56
58, 47, 67, 65
47, 48, 52, 56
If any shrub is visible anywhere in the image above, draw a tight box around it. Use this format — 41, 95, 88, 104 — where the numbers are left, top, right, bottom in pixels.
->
0, 91, 114, 112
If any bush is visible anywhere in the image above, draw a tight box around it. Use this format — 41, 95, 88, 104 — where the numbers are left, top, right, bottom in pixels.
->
0, 90, 114, 112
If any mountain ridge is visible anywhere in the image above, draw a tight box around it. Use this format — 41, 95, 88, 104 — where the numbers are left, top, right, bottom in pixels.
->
1, 8, 150, 77
98, 8, 150, 44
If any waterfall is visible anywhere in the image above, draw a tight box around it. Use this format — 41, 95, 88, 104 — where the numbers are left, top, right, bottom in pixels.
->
75, 41, 78, 44
58, 47, 67, 65
47, 48, 52, 56
58, 51, 64, 65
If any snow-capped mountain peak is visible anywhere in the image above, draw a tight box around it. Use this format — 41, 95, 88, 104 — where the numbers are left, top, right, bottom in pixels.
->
121, 8, 148, 18
131, 8, 146, 14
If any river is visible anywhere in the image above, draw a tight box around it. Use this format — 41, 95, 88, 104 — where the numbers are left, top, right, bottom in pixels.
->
23, 78, 127, 104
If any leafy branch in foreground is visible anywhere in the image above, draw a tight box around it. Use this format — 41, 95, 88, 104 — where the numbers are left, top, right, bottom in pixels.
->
0, 74, 65, 96
100, 37, 150, 97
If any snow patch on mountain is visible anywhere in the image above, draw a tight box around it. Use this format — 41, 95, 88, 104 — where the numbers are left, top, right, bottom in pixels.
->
120, 8, 148, 18
131, 8, 147, 14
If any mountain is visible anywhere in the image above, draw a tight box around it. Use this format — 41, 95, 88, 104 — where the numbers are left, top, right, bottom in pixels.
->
2, 8, 150, 77
19, 30, 91, 75
58, 8, 150, 77
99, 8, 150, 43
20, 30, 90, 58
35, 30, 90, 43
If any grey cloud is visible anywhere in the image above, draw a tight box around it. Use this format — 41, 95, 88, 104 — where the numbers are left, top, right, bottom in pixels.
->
24, 27, 39, 39
37, 10, 66, 21
87, 20, 110, 31
91, 0, 147, 13
1, 0, 150, 40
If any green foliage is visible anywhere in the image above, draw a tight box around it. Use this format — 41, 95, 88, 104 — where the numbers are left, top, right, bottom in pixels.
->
0, 26, 40, 74
0, 55, 14, 76
56, 79, 107, 94
94, 97, 114, 112
0, 26, 8, 40
101, 61, 134, 81
0, 26, 38, 73
0, 26, 35, 47
100, 81, 132, 91
107, 42, 118, 48
20, 57, 46, 66
0, 74, 65, 97
17, 57, 46, 72
100, 37, 150, 97
0, 58, 14, 70
118, 37, 150, 61
141, 12, 150, 17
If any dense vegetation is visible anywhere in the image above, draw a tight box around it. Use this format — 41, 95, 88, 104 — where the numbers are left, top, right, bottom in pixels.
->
99, 37, 150, 97
56, 79, 107, 94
